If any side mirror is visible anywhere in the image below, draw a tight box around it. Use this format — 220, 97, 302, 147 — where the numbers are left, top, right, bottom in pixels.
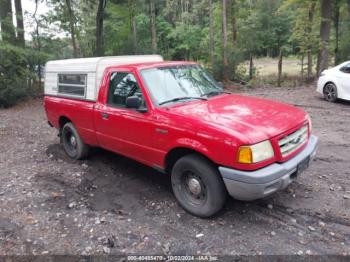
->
126, 96, 148, 113
126, 96, 141, 109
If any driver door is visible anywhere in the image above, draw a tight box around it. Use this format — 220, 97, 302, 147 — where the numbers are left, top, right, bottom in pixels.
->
94, 70, 159, 166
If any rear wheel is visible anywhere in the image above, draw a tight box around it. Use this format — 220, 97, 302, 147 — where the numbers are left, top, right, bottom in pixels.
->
323, 83, 338, 102
62, 122, 89, 159
171, 154, 227, 217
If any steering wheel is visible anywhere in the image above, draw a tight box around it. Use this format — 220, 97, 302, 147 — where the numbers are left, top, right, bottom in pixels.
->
126, 82, 138, 97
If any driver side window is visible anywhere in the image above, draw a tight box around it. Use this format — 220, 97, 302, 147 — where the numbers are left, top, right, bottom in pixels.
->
107, 72, 145, 108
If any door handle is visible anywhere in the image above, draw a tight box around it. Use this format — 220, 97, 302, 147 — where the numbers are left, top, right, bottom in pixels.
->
101, 112, 109, 119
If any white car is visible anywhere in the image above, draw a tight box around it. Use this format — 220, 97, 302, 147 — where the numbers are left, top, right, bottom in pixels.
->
317, 61, 350, 102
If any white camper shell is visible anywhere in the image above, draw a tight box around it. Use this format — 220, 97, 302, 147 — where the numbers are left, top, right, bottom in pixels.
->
44, 55, 164, 101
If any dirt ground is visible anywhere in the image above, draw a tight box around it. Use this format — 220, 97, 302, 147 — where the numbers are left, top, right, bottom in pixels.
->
0, 85, 349, 257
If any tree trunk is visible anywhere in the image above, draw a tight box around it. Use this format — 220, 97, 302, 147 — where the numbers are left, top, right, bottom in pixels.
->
301, 54, 304, 81
249, 54, 253, 80
132, 16, 138, 54
65, 0, 80, 57
132, 15, 137, 54
95, 0, 106, 56
317, 0, 333, 75
277, 49, 283, 87
129, 0, 137, 54
348, 0, 350, 54
14, 0, 25, 47
209, 0, 215, 70
222, 0, 229, 81
33, 0, 42, 89
180, 0, 184, 22
0, 0, 16, 44
307, 2, 316, 80
231, 0, 237, 45
150, 0, 157, 53
334, 0, 340, 65
348, 0, 350, 30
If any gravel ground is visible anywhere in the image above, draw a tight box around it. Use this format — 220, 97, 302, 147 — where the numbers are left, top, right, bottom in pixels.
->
0, 85, 349, 256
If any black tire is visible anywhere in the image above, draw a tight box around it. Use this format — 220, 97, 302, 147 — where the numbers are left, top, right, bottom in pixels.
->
171, 154, 227, 218
61, 122, 89, 159
323, 82, 338, 102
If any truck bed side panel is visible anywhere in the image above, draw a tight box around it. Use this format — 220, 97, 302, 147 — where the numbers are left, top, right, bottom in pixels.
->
44, 96, 99, 146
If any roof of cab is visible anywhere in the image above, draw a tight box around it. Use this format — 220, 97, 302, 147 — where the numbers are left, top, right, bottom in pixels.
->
104, 60, 198, 71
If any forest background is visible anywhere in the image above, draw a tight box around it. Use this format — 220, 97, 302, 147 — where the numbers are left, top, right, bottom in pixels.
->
0, 0, 348, 107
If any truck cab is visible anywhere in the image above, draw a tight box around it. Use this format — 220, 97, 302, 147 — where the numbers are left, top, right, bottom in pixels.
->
44, 56, 318, 217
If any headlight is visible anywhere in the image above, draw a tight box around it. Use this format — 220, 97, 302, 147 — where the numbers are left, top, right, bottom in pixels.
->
237, 140, 274, 164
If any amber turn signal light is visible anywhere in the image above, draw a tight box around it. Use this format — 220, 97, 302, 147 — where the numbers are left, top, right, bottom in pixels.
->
238, 146, 253, 164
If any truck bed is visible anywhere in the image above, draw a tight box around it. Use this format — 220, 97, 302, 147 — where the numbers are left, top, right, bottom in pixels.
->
44, 96, 98, 146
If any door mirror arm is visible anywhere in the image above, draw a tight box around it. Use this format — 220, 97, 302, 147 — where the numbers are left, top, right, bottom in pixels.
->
137, 107, 148, 113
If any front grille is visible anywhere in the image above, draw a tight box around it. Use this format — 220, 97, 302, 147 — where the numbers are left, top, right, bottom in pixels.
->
278, 126, 308, 157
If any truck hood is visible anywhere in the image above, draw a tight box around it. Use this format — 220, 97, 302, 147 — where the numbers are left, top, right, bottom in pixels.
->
166, 94, 308, 144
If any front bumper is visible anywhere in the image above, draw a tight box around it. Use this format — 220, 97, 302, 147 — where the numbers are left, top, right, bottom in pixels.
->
316, 77, 326, 94
219, 135, 318, 201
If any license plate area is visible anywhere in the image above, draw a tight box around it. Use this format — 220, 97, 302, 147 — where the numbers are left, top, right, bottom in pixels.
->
297, 156, 310, 175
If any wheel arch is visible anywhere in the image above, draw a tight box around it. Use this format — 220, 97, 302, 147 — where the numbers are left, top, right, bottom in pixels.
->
58, 116, 73, 130
164, 147, 216, 174
323, 81, 337, 93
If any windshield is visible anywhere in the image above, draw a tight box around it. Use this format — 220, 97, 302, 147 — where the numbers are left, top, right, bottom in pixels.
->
140, 65, 223, 106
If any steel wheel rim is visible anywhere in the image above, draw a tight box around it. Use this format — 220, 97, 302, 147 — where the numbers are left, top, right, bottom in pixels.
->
64, 128, 77, 155
70, 135, 77, 148
181, 170, 207, 205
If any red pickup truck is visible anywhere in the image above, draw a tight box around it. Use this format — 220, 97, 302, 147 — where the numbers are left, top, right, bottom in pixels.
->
44, 56, 318, 217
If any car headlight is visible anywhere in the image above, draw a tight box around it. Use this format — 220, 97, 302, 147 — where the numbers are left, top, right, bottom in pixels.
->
237, 140, 274, 164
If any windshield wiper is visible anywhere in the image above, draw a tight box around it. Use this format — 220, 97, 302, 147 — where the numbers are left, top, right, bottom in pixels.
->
200, 90, 231, 97
159, 96, 207, 106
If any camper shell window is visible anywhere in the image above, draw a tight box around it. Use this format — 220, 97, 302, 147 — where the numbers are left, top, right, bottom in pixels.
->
58, 74, 87, 97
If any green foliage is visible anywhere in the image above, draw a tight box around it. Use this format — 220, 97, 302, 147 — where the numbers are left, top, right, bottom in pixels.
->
0, 45, 31, 107
167, 22, 204, 60
337, 2, 350, 62
283, 0, 318, 56
104, 1, 132, 55
2, 0, 350, 108
237, 0, 292, 58
0, 44, 50, 107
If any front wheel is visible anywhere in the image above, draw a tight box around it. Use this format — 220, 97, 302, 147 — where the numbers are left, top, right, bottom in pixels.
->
171, 154, 227, 218
61, 122, 89, 159
323, 83, 338, 102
